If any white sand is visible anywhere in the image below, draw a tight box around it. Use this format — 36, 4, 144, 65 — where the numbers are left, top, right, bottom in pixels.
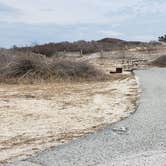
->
0, 75, 139, 163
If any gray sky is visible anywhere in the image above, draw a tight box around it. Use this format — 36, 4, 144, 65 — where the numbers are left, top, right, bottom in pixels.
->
0, 0, 165, 47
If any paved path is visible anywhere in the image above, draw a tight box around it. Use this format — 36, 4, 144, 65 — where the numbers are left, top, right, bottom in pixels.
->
9, 68, 166, 166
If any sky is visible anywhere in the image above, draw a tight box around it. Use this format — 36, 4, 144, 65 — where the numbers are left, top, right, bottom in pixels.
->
0, 0, 165, 48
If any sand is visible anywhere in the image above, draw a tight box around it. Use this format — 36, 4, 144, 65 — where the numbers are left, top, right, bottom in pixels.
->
0, 74, 139, 164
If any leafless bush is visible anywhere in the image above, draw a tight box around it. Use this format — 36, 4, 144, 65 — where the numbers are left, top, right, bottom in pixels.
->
50, 59, 106, 81
15, 38, 159, 57
0, 54, 48, 79
0, 49, 15, 69
0, 54, 108, 83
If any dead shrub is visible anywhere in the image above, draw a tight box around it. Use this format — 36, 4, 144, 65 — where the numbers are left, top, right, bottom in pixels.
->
0, 54, 108, 83
15, 38, 160, 57
50, 59, 107, 81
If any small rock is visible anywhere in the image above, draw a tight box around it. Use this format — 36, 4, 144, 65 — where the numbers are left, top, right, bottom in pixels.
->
112, 126, 129, 134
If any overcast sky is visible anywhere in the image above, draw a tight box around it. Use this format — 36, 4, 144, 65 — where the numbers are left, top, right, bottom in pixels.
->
0, 0, 165, 47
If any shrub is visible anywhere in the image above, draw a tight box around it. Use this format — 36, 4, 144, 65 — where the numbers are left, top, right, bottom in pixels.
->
14, 38, 157, 57
159, 35, 166, 42
50, 59, 106, 80
0, 54, 108, 83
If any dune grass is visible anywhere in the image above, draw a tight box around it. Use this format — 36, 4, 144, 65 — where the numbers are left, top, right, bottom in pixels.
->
0, 52, 109, 84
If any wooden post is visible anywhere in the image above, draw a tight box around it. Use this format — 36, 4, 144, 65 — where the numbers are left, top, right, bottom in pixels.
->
100, 49, 104, 57
80, 49, 83, 55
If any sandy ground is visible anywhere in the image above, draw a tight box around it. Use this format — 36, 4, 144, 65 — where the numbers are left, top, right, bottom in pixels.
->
0, 74, 139, 164
18, 68, 166, 166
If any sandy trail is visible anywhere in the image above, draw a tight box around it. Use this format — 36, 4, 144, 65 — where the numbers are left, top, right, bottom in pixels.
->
0, 74, 138, 164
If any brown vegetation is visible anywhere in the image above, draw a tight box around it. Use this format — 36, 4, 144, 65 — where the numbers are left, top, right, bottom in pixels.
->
151, 55, 166, 67
0, 52, 108, 83
14, 38, 161, 57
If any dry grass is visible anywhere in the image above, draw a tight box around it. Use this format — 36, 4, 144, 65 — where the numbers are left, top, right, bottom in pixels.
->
150, 55, 166, 67
0, 49, 140, 164
0, 74, 139, 163
0, 52, 108, 83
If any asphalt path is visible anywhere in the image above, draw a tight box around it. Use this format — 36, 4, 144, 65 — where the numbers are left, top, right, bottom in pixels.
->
8, 68, 166, 166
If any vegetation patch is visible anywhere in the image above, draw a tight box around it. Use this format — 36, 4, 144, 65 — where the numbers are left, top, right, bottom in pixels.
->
151, 55, 166, 67
14, 38, 160, 57
0, 53, 108, 83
